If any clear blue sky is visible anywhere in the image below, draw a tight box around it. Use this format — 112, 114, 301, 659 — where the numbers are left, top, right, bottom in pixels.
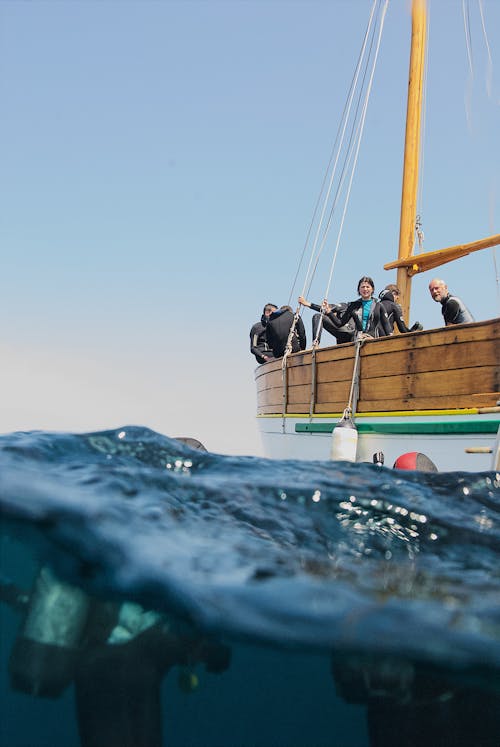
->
1, 1, 499, 455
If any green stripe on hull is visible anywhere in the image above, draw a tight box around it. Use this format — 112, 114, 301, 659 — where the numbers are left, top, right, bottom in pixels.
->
295, 420, 500, 435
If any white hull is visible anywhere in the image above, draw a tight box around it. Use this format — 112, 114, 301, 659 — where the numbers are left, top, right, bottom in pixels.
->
257, 412, 500, 472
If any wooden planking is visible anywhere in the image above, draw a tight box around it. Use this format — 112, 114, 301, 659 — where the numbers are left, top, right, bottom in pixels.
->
259, 388, 499, 413
258, 386, 286, 407
257, 368, 499, 412
260, 394, 498, 414
256, 368, 284, 393
353, 393, 498, 412
357, 339, 497, 379
255, 318, 500, 414
355, 366, 497, 401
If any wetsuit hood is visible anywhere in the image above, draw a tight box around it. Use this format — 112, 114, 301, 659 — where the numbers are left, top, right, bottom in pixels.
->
379, 289, 395, 303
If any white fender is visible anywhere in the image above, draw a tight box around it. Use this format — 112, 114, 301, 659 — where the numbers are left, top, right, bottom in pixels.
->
330, 410, 358, 462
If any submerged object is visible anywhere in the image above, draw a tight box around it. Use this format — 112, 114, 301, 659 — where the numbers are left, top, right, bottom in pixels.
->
9, 566, 91, 697
177, 667, 199, 693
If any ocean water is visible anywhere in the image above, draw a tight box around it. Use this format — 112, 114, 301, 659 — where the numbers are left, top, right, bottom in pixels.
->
0, 426, 499, 747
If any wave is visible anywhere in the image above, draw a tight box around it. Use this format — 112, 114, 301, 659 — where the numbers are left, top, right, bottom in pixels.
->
1, 426, 499, 682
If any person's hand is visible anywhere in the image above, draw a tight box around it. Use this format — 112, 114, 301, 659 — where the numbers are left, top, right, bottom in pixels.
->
410, 322, 423, 332
298, 295, 308, 307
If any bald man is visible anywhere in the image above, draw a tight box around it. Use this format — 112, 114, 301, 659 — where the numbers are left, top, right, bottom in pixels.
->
428, 278, 474, 326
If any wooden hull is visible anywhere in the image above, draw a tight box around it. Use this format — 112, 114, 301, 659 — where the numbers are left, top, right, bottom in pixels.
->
255, 319, 500, 471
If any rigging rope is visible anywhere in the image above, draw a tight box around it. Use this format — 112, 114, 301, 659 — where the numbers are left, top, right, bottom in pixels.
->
462, 0, 499, 308
285, 0, 389, 360
416, 2, 430, 241
462, 0, 475, 132
297, 0, 380, 302
322, 0, 389, 303
281, 0, 386, 377
478, 0, 493, 100
309, 11, 380, 302
287, 0, 380, 307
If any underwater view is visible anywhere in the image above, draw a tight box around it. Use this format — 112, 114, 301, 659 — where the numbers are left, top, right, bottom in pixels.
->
1, 426, 499, 747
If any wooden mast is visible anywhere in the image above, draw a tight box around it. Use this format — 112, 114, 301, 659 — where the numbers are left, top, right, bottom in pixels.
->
397, 0, 427, 320
390, 1, 500, 300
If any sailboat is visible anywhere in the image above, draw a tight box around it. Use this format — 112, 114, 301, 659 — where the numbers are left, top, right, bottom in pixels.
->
255, 0, 500, 472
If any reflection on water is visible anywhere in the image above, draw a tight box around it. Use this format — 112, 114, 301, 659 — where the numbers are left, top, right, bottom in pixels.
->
1, 427, 499, 746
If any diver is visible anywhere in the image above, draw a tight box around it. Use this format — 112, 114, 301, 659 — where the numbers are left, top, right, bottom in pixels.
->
265, 305, 307, 358
378, 284, 423, 334
6, 573, 231, 747
250, 303, 278, 363
331, 276, 392, 339
428, 278, 474, 326
5, 435, 231, 747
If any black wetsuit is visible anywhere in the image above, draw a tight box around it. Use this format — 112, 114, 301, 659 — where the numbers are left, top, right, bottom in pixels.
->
310, 302, 355, 345
250, 315, 274, 364
440, 294, 474, 325
333, 297, 392, 338
378, 290, 423, 334
266, 309, 307, 358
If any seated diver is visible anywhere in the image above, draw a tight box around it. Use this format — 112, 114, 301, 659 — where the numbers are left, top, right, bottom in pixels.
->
379, 284, 423, 334
265, 305, 307, 358
250, 303, 277, 363
298, 295, 355, 345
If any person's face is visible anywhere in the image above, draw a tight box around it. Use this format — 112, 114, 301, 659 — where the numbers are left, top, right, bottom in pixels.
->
358, 281, 373, 300
429, 281, 447, 303
264, 306, 275, 317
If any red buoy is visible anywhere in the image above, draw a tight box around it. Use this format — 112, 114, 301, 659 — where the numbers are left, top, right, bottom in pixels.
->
392, 452, 438, 472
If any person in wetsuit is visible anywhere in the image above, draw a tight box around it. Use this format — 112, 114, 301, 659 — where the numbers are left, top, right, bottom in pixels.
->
265, 305, 307, 358
331, 276, 392, 339
298, 296, 355, 345
250, 303, 277, 363
378, 284, 423, 334
428, 278, 474, 326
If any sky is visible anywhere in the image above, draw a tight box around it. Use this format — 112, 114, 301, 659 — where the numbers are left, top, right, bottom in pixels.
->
1, 0, 499, 457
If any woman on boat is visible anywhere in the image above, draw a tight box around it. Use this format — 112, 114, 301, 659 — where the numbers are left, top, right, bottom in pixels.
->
331, 276, 392, 339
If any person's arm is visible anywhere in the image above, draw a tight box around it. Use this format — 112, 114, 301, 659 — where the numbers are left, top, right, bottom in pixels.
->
392, 303, 412, 333
299, 296, 324, 313
250, 322, 264, 356
250, 330, 267, 363
250, 326, 261, 357
333, 300, 359, 327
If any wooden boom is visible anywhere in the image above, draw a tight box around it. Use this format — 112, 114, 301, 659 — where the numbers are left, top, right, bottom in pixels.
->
385, 233, 500, 276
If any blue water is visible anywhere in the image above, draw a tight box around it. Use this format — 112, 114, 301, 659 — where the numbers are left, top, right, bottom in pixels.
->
1, 426, 499, 747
